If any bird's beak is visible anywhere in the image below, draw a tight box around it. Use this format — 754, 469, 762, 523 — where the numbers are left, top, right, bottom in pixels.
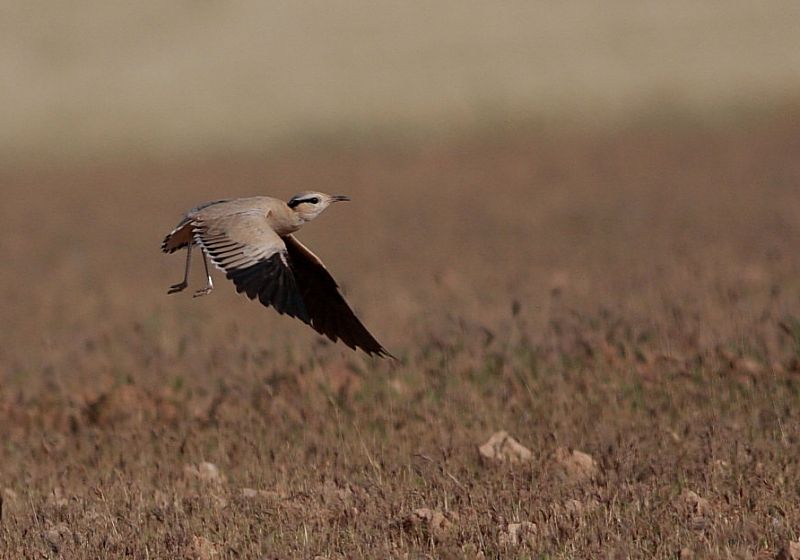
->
331, 195, 351, 202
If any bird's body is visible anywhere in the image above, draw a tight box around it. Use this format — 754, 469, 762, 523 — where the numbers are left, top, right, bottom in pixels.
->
162, 192, 392, 358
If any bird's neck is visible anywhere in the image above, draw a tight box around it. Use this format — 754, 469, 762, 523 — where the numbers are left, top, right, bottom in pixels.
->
272, 209, 307, 236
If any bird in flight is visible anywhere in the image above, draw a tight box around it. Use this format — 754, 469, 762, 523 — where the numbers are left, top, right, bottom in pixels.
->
162, 192, 393, 358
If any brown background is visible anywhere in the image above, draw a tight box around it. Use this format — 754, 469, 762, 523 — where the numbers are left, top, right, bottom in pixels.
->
2, 3, 800, 558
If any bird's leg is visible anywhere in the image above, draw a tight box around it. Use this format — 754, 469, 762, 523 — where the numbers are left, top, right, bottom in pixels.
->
168, 244, 192, 294
193, 250, 214, 297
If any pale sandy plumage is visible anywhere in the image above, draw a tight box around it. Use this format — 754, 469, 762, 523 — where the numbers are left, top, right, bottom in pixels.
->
162, 192, 392, 358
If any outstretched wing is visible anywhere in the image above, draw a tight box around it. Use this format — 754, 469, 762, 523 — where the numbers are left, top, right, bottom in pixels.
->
283, 235, 393, 358
193, 212, 309, 322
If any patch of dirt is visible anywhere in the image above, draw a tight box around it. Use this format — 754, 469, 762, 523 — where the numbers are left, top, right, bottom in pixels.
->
478, 431, 533, 463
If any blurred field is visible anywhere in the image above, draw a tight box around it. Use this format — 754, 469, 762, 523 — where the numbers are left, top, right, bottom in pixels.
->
3, 1, 800, 162
1, 111, 800, 557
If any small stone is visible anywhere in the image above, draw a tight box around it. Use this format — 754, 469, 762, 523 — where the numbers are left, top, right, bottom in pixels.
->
47, 487, 69, 508
479, 431, 533, 463
403, 508, 454, 540
87, 384, 156, 426
678, 490, 712, 516
461, 543, 486, 559
562, 498, 599, 516
711, 459, 729, 473
186, 535, 220, 559
735, 357, 764, 375
241, 488, 259, 499
388, 378, 409, 396
665, 427, 681, 442
240, 487, 287, 501
43, 523, 72, 553
553, 447, 598, 482
184, 462, 226, 485
499, 521, 537, 547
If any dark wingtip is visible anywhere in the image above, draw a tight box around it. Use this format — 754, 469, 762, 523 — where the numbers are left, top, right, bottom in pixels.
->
382, 350, 399, 362
366, 346, 397, 361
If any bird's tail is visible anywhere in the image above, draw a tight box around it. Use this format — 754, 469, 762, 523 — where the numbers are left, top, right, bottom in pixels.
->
161, 222, 193, 253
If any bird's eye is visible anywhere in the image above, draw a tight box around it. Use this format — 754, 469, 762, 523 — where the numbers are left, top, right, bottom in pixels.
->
307, 197, 320, 204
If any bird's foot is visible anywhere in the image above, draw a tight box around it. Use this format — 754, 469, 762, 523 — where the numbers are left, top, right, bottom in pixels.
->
167, 281, 188, 294
193, 287, 214, 298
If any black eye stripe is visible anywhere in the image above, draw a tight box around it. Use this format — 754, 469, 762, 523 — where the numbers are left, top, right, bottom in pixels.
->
288, 196, 320, 208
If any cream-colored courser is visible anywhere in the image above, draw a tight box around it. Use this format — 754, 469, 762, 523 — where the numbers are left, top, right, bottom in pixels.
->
162, 192, 392, 358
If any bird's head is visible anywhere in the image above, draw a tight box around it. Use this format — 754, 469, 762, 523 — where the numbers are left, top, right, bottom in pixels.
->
287, 191, 350, 222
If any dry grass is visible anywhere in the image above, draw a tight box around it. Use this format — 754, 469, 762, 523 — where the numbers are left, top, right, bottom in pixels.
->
1, 113, 800, 558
